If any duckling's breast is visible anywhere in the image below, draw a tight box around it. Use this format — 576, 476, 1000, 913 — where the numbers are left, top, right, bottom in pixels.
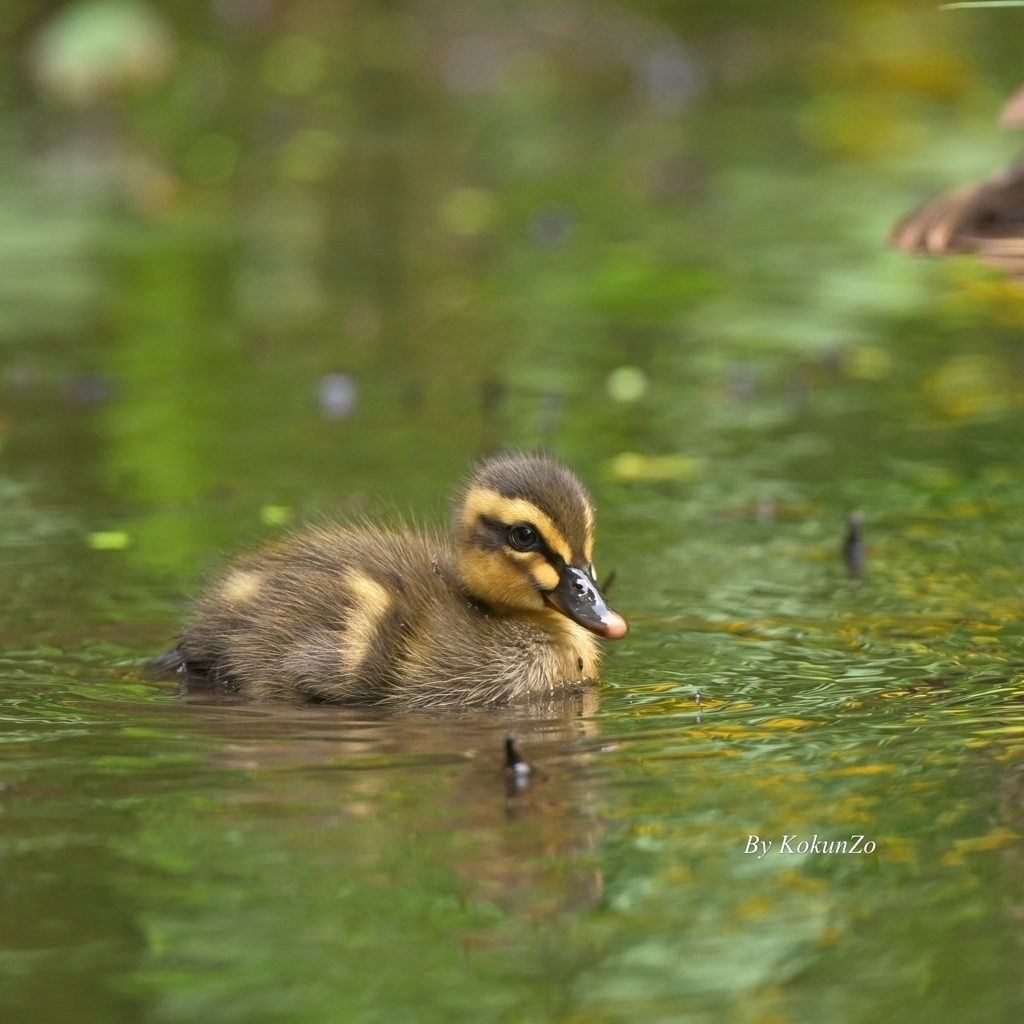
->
390, 598, 601, 707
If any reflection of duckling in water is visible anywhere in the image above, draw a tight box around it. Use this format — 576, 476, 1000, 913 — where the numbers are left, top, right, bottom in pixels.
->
160, 454, 627, 707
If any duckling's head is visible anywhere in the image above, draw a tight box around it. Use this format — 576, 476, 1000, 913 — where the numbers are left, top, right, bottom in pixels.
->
454, 454, 628, 640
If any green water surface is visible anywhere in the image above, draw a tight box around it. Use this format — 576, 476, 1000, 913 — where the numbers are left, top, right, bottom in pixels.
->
3, 1, 1024, 1021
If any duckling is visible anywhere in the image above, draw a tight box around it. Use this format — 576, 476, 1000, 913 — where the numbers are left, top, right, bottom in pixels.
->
162, 453, 627, 707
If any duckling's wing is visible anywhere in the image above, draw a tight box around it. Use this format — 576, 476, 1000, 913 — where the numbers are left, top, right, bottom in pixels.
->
176, 526, 457, 702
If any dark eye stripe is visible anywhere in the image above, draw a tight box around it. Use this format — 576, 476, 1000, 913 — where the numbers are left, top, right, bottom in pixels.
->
478, 514, 565, 571
468, 525, 502, 552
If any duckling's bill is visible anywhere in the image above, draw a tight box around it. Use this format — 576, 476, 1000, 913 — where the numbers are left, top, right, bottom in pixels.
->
545, 565, 628, 640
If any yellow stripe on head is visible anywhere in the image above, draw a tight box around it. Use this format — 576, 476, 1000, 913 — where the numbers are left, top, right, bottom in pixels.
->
460, 488, 573, 565
460, 453, 595, 566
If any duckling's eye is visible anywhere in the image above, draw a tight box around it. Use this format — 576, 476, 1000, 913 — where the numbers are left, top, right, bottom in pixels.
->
508, 524, 540, 552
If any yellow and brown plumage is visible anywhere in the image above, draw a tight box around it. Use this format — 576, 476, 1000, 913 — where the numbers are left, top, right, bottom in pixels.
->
161, 453, 627, 707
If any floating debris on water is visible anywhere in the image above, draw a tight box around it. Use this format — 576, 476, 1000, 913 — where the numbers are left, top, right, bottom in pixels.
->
87, 530, 130, 550
504, 732, 531, 795
260, 505, 291, 527
530, 203, 573, 247
608, 452, 703, 482
641, 43, 706, 113
842, 511, 865, 580
64, 373, 112, 405
606, 366, 649, 403
318, 373, 357, 419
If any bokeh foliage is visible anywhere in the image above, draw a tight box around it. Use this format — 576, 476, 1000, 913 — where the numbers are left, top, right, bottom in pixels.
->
4, 2, 1024, 1023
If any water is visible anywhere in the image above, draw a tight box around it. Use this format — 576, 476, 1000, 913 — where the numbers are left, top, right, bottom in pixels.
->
4, 0, 1024, 1020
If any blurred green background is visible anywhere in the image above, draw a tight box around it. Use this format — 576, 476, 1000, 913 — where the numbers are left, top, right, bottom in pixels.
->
6, 2, 1024, 1023
3, 0, 1023, 582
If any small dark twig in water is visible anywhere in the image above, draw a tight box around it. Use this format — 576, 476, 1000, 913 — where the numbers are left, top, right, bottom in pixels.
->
504, 732, 531, 795
842, 511, 866, 581
600, 569, 617, 594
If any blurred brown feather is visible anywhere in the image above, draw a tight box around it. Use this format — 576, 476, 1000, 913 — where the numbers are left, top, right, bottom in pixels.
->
891, 88, 1024, 278
1001, 84, 1024, 129
890, 159, 1024, 276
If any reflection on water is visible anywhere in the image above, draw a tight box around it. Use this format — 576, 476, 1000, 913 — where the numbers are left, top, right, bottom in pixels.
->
4, 0, 1024, 1021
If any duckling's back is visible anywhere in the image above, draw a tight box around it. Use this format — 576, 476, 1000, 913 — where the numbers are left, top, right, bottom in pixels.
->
171, 525, 595, 706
